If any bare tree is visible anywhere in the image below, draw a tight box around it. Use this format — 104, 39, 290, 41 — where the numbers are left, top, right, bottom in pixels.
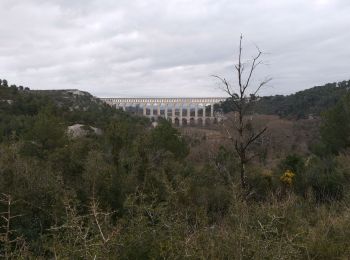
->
48, 194, 120, 259
214, 34, 271, 189
0, 194, 28, 259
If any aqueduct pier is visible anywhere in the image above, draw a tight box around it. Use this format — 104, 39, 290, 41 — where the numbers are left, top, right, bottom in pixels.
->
101, 97, 227, 126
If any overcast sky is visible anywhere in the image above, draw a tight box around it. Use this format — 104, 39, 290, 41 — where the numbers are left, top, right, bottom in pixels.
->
0, 0, 349, 97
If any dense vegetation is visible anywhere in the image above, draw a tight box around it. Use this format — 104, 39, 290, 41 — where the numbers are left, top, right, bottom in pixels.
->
1, 79, 350, 259
218, 80, 350, 118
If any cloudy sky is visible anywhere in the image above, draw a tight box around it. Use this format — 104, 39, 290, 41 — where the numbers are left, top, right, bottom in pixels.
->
0, 0, 349, 97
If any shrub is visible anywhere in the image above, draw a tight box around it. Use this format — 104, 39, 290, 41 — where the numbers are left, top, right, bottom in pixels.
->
247, 168, 279, 200
307, 157, 344, 202
280, 170, 295, 186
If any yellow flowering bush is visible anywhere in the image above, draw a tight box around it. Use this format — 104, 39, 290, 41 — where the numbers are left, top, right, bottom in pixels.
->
280, 170, 295, 186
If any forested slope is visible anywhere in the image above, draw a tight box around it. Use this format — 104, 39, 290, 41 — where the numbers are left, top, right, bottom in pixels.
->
1, 78, 350, 258
219, 80, 350, 118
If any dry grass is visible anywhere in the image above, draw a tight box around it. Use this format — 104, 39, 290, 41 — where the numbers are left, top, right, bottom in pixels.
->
181, 114, 320, 168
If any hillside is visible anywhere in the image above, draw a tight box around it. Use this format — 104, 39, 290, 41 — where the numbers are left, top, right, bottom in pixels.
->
0, 84, 150, 143
2, 79, 350, 258
219, 80, 350, 118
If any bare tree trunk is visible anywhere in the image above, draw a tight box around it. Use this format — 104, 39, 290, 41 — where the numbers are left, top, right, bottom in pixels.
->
0, 194, 26, 259
214, 34, 271, 190
238, 108, 247, 189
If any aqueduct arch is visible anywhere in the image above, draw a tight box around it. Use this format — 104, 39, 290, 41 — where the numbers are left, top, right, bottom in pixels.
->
100, 97, 227, 126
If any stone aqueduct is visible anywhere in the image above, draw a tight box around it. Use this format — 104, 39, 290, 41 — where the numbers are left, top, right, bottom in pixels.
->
101, 97, 227, 126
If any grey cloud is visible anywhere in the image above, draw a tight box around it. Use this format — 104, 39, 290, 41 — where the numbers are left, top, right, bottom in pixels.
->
0, 0, 349, 97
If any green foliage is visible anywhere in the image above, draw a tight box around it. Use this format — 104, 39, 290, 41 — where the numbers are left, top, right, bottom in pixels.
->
2, 78, 350, 258
320, 93, 350, 154
279, 154, 305, 174
186, 165, 231, 219
24, 108, 67, 153
278, 154, 309, 196
218, 80, 350, 118
247, 168, 279, 200
274, 154, 345, 202
150, 119, 189, 159
307, 157, 345, 202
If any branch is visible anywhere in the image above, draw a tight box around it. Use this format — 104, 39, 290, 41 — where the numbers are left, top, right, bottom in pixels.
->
243, 127, 267, 151
237, 34, 243, 94
234, 140, 239, 154
223, 124, 234, 141
212, 75, 241, 111
246, 152, 262, 163
212, 75, 233, 95
253, 77, 272, 96
90, 198, 107, 243
244, 50, 262, 92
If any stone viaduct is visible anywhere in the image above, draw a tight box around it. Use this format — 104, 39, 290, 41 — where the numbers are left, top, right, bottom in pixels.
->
101, 97, 227, 126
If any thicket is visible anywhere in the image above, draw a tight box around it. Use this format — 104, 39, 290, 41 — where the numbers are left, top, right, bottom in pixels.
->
1, 79, 350, 259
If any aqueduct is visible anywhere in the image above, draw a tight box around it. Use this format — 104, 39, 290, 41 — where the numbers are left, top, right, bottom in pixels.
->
101, 97, 227, 126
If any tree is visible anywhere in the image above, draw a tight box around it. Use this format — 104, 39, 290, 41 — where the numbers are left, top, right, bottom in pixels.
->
320, 93, 350, 154
2, 79, 8, 87
150, 119, 189, 159
24, 107, 66, 154
0, 194, 29, 259
214, 35, 271, 189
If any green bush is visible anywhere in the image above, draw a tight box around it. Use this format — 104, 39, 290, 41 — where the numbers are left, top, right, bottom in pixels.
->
150, 119, 189, 159
307, 157, 345, 202
247, 167, 279, 200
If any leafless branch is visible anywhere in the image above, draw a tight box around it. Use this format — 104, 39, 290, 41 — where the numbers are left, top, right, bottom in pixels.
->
253, 77, 273, 96
243, 127, 267, 152
244, 52, 262, 92
215, 34, 271, 189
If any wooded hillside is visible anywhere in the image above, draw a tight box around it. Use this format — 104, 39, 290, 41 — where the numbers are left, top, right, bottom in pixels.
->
1, 78, 350, 259
219, 80, 350, 118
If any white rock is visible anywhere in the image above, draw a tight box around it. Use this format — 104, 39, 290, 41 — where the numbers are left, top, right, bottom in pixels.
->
67, 124, 102, 138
